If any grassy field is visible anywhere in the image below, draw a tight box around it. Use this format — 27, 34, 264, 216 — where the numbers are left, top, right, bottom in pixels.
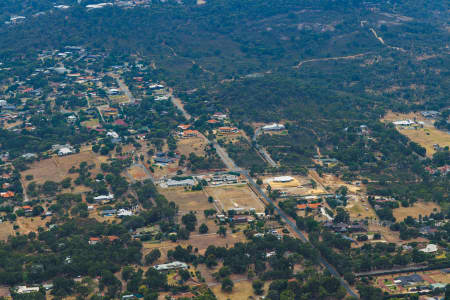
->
382, 111, 450, 157
21, 150, 108, 193
128, 164, 150, 181
158, 187, 213, 214
347, 196, 377, 220
205, 184, 265, 213
176, 137, 207, 157
393, 201, 440, 221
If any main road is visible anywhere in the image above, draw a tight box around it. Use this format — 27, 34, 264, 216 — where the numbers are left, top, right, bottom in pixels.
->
213, 131, 359, 298
168, 92, 358, 298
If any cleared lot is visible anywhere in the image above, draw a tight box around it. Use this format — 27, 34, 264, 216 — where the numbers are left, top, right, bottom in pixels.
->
205, 184, 265, 213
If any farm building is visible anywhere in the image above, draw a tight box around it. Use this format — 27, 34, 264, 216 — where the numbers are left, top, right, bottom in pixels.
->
154, 261, 188, 272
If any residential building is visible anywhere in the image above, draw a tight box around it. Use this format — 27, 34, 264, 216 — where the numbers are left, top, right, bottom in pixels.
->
262, 123, 285, 131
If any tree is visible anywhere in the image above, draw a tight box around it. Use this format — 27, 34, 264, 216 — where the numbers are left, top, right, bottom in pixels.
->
221, 277, 234, 293
333, 207, 350, 224
182, 212, 197, 232
199, 223, 209, 234
145, 249, 161, 265
217, 226, 227, 237
252, 279, 264, 295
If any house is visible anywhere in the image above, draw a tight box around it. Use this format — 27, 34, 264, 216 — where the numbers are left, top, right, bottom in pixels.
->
212, 113, 227, 120
117, 209, 133, 217
89, 237, 100, 245
67, 115, 77, 124
106, 235, 119, 242
107, 131, 119, 139
421, 111, 440, 118
1, 191, 15, 198
393, 120, 415, 127
154, 261, 188, 272
58, 147, 73, 156
181, 130, 200, 138
15, 286, 40, 294
218, 127, 239, 134
419, 244, 438, 253
166, 179, 195, 187
22, 153, 37, 159
94, 193, 114, 202
154, 157, 173, 164
394, 274, 424, 286
177, 124, 191, 130
232, 216, 248, 223
114, 119, 128, 127
262, 123, 285, 131
207, 119, 219, 124
22, 206, 32, 215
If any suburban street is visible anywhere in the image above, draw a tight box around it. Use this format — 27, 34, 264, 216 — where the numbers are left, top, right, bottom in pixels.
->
253, 127, 278, 168
113, 74, 136, 104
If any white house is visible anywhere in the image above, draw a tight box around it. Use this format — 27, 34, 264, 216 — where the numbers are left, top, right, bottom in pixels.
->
15, 286, 40, 294
107, 131, 119, 139
262, 123, 285, 131
154, 261, 188, 272
58, 147, 73, 156
94, 193, 114, 201
419, 244, 438, 253
166, 179, 195, 187
117, 209, 133, 217
392, 120, 415, 126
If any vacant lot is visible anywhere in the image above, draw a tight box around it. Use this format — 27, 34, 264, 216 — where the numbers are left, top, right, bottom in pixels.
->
143, 231, 247, 260
205, 184, 265, 213
128, 164, 150, 181
347, 196, 377, 220
81, 118, 100, 128
382, 111, 450, 157
211, 279, 256, 300
109, 94, 129, 104
393, 201, 440, 221
177, 137, 206, 157
159, 187, 213, 214
16, 215, 49, 235
21, 150, 107, 193
0, 221, 14, 240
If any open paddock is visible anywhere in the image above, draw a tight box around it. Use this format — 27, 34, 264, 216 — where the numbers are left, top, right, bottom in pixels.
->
21, 150, 108, 194
21, 150, 107, 193
0, 221, 14, 240
176, 137, 206, 157
347, 196, 377, 220
142, 231, 247, 260
393, 201, 440, 221
128, 164, 150, 181
158, 187, 213, 214
205, 184, 265, 213
381, 111, 450, 157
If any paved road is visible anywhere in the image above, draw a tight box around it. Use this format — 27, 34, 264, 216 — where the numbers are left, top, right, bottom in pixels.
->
113, 75, 135, 104
212, 140, 239, 171
253, 127, 277, 168
169, 88, 191, 120
165, 92, 358, 296
243, 170, 359, 298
